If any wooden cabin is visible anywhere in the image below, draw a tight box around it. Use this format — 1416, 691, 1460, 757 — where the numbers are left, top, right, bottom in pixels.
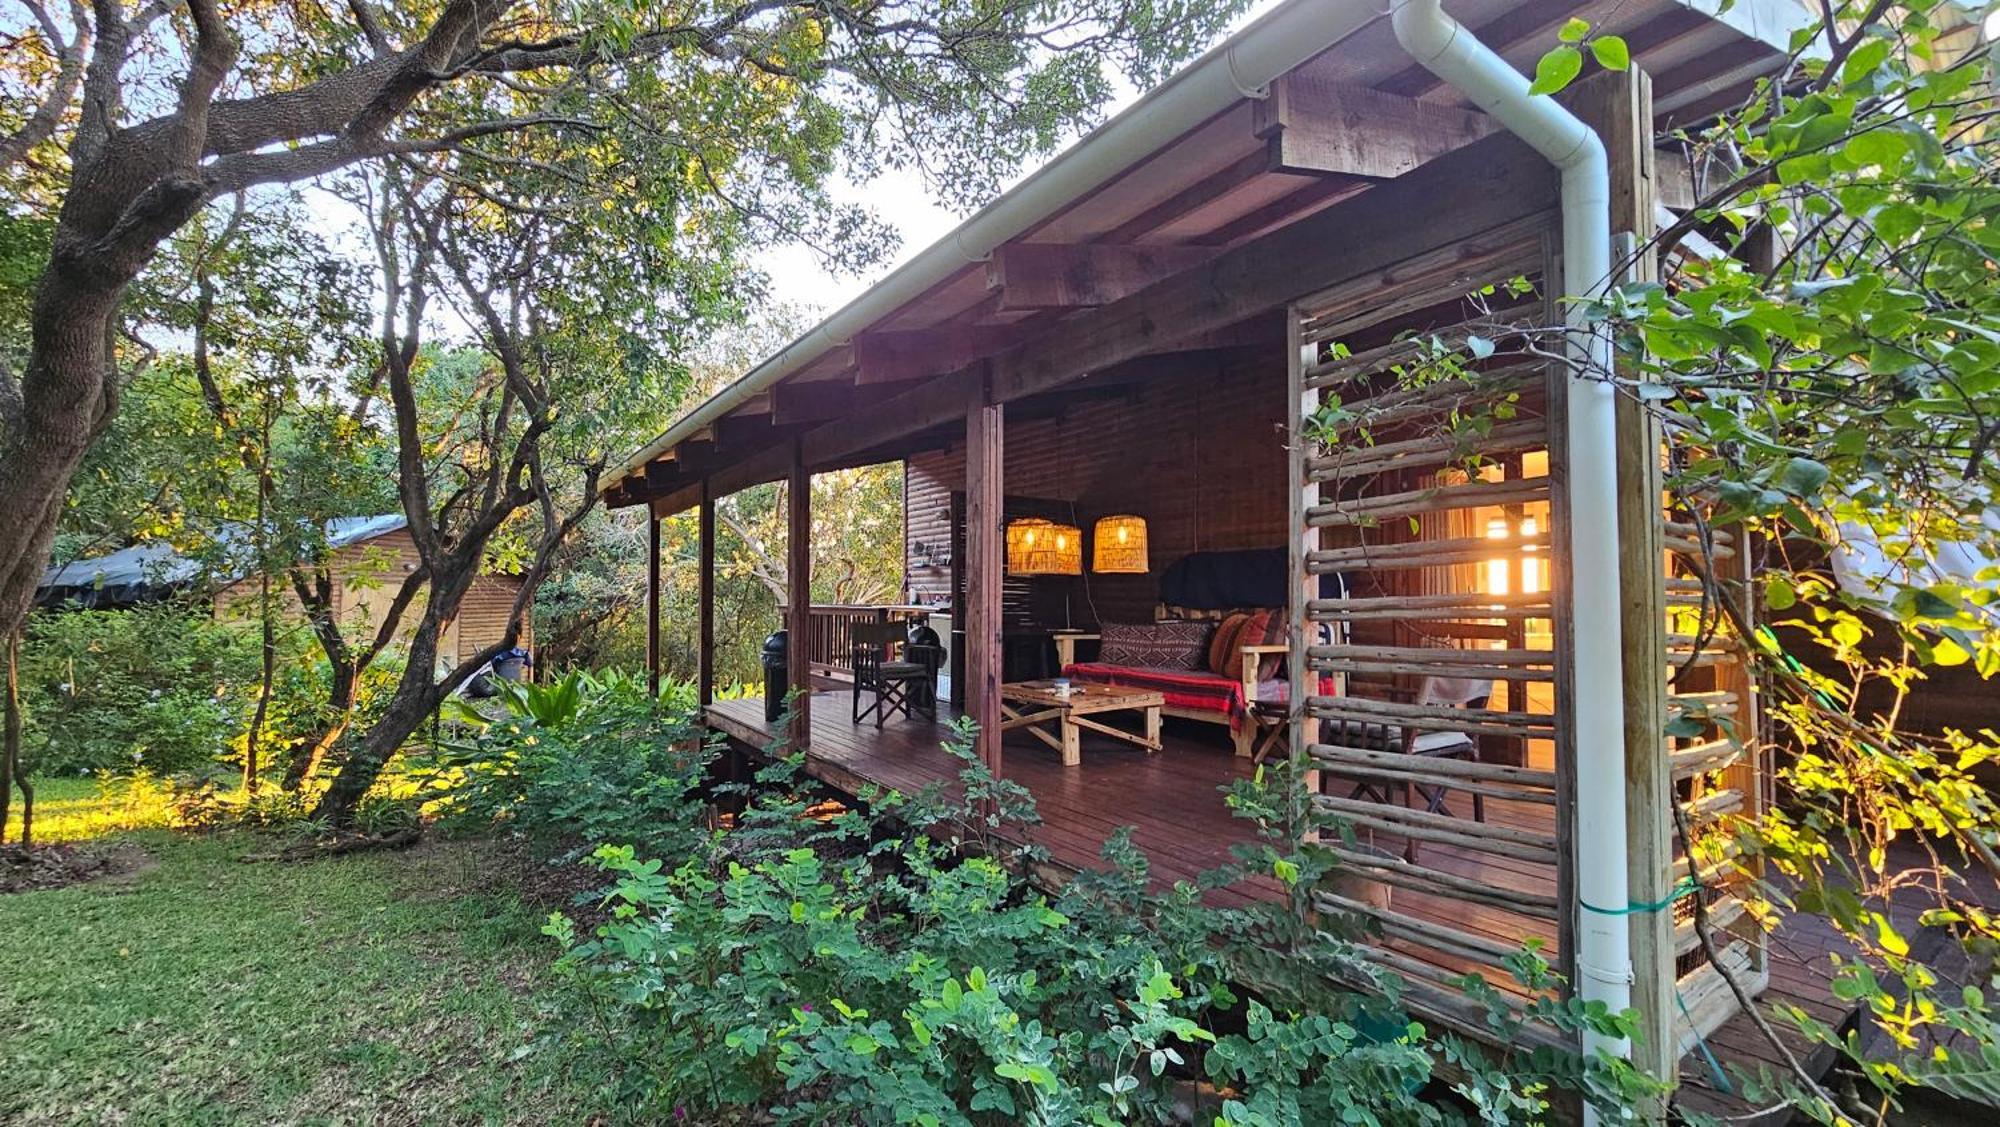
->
603, 0, 1851, 1116
42, 514, 530, 671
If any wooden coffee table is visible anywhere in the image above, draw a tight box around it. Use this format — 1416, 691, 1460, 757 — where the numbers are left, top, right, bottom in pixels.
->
999, 681, 1164, 767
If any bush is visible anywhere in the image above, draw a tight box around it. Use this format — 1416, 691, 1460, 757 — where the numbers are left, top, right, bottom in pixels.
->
416, 669, 717, 861
18, 604, 260, 776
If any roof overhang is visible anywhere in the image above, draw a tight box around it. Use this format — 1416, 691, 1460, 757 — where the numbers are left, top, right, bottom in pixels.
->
606, 0, 1811, 512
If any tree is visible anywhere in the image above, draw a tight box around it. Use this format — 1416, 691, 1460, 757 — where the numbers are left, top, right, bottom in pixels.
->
1513, 10, 1999, 1117
0, 0, 1253, 689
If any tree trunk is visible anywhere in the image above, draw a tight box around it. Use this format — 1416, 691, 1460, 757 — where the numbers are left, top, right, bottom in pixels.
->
2, 629, 17, 848
311, 564, 480, 827
0, 275, 129, 653
283, 658, 357, 791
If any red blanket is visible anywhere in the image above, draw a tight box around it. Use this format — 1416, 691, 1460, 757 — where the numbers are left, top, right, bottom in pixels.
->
1062, 663, 1248, 729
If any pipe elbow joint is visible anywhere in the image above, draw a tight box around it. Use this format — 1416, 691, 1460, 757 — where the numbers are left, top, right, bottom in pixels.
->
1388, 0, 1456, 65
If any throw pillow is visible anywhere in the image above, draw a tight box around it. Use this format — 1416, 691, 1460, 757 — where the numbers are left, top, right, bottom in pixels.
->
1096, 621, 1212, 669
1206, 612, 1250, 677
1221, 609, 1274, 682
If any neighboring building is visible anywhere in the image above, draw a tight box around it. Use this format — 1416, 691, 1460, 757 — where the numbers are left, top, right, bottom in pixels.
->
39, 515, 529, 669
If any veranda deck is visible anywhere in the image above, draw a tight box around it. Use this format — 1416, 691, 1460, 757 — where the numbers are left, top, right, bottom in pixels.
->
704, 692, 1856, 1122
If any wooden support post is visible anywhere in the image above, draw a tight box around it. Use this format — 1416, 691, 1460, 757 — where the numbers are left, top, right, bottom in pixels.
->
786, 444, 812, 748
1572, 65, 1676, 1101
645, 512, 662, 698
698, 479, 716, 708
963, 375, 1004, 784
1287, 308, 1321, 820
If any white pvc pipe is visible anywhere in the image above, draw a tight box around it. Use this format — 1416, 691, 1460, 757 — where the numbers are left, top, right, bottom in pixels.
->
1389, 0, 1634, 1108
606, 0, 1381, 490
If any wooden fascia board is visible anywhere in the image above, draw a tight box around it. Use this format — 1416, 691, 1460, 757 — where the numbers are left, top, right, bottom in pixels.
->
1253, 74, 1496, 180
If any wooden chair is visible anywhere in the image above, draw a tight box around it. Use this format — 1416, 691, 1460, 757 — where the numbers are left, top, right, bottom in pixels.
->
1334, 674, 1492, 858
850, 621, 940, 728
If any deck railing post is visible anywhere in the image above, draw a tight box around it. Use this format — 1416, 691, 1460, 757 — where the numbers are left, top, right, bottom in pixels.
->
787, 443, 813, 748
698, 478, 716, 708
646, 509, 662, 698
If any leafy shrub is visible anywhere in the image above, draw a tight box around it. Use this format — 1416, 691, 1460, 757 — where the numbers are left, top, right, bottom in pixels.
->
18, 604, 261, 776
538, 729, 1659, 1125
417, 669, 717, 861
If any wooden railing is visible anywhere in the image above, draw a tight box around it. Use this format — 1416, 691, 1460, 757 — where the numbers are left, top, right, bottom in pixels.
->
787, 604, 935, 679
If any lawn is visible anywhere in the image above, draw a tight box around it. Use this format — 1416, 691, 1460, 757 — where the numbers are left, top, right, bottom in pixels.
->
0, 781, 620, 1126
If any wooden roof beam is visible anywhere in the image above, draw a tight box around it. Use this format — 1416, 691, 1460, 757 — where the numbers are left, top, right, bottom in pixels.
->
984, 242, 1219, 312
851, 326, 1015, 384
1254, 75, 1495, 180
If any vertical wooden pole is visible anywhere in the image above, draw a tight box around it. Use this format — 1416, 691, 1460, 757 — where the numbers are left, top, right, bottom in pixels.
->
645, 508, 662, 698
1573, 65, 1675, 1099
787, 444, 812, 748
698, 479, 716, 708
1285, 308, 1321, 813
963, 374, 1004, 783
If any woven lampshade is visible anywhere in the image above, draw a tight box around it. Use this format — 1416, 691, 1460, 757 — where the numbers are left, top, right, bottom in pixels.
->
1092, 514, 1149, 574
1006, 517, 1082, 575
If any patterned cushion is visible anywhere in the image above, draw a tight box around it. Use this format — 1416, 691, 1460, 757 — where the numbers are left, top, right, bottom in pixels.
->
1206, 612, 1251, 677
1098, 620, 1212, 670
1220, 610, 1276, 682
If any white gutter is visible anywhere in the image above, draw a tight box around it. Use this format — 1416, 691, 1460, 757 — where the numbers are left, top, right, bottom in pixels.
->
1389, 0, 1634, 1108
607, 0, 1381, 491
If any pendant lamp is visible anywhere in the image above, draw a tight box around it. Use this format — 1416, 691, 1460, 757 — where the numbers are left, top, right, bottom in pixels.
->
1006, 517, 1082, 575
1092, 514, 1150, 574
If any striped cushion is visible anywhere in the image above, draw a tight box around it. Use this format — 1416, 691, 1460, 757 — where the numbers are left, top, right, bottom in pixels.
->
1206, 612, 1251, 676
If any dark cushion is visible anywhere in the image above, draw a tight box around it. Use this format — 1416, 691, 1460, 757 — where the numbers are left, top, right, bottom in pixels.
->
1097, 620, 1211, 670
1206, 612, 1252, 677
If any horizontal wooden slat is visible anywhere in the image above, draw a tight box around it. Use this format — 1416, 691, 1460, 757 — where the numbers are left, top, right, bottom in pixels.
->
1310, 696, 1558, 740
1315, 889, 1525, 963
1308, 590, 1554, 621
1314, 756, 1559, 805
1309, 742, 1559, 789
1312, 657, 1556, 682
1308, 530, 1551, 572
1671, 739, 1744, 779
1323, 843, 1562, 919
1312, 793, 1560, 863
1305, 477, 1550, 527
1309, 420, 1548, 481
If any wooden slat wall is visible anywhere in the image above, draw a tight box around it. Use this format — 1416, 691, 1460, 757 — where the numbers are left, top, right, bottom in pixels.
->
905, 352, 1289, 623
215, 528, 527, 669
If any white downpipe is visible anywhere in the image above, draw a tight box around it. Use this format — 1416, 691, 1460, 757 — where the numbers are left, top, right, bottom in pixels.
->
1389, 0, 1633, 1108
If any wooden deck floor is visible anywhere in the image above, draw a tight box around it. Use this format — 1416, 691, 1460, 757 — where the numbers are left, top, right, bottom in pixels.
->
705, 692, 1857, 1121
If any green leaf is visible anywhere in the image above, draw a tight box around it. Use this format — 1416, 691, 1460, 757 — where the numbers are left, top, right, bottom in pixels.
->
1529, 46, 1583, 96
1590, 35, 1630, 71
1777, 456, 1830, 498
1558, 17, 1591, 43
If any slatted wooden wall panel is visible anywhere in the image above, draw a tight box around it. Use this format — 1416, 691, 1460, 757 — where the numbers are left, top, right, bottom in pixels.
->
905, 351, 1289, 624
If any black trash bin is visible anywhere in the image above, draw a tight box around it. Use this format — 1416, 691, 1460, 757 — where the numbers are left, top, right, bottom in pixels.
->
761, 629, 789, 722
905, 621, 942, 712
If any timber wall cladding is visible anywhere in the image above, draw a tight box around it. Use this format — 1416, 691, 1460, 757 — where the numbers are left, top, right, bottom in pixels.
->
215, 528, 528, 666
904, 352, 1289, 623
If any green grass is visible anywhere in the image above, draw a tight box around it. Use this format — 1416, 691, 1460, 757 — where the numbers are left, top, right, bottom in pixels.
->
4, 775, 177, 843
0, 783, 621, 1126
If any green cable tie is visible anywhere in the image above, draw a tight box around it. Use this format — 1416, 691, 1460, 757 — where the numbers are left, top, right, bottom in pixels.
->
1579, 876, 1700, 917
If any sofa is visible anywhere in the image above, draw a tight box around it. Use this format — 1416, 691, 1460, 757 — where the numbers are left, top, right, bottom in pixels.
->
1055, 614, 1287, 757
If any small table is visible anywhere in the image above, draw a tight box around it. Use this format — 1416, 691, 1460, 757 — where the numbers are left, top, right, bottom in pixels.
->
999, 681, 1164, 767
